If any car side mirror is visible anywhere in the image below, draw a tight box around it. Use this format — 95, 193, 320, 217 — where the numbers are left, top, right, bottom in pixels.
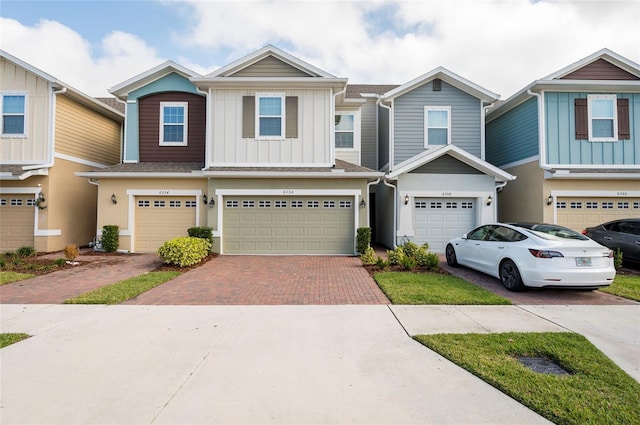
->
461, 234, 468, 240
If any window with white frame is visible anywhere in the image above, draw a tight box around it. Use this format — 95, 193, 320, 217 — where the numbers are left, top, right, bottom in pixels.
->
160, 102, 188, 145
335, 112, 358, 149
424, 106, 451, 146
256, 93, 284, 138
1, 93, 27, 136
588, 95, 617, 141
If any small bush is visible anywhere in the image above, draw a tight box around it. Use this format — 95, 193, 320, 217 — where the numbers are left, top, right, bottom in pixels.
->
357, 227, 372, 254
53, 258, 66, 267
614, 248, 623, 270
102, 225, 119, 252
375, 257, 389, 270
360, 247, 376, 265
402, 241, 419, 258
0, 258, 4, 268
386, 241, 440, 271
157, 236, 211, 267
187, 226, 213, 244
400, 255, 417, 270
16, 246, 36, 258
416, 249, 440, 270
63, 244, 80, 261
387, 247, 405, 265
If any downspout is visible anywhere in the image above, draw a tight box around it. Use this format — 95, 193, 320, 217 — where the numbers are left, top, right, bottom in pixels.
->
376, 95, 393, 171
365, 178, 380, 227
23, 86, 67, 171
383, 179, 398, 248
332, 86, 347, 167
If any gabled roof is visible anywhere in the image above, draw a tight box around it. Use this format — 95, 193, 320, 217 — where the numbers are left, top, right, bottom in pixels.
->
487, 48, 640, 120
0, 49, 123, 121
109, 61, 202, 99
205, 45, 335, 78
381, 67, 499, 103
387, 145, 515, 182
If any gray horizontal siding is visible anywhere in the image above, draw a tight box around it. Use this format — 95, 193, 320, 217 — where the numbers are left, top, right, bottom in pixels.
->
378, 105, 390, 170
393, 80, 482, 166
410, 155, 482, 174
486, 97, 539, 167
360, 99, 378, 170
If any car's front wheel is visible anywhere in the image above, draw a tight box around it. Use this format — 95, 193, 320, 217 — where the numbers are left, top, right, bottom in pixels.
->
500, 259, 524, 292
445, 244, 458, 267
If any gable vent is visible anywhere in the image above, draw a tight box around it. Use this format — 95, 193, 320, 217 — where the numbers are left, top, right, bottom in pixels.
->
433, 79, 442, 91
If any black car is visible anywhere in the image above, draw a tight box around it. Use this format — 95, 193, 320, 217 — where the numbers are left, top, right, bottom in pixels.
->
584, 219, 640, 266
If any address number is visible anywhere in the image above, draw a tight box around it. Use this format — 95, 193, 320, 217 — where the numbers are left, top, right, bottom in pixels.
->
282, 190, 294, 195
441, 192, 452, 196
159, 190, 170, 195
617, 192, 627, 196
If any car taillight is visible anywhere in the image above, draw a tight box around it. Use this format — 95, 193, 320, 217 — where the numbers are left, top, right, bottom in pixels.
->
607, 250, 614, 258
529, 249, 564, 258
581, 229, 587, 235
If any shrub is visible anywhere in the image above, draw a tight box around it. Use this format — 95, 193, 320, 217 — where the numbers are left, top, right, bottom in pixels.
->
16, 246, 36, 258
375, 257, 389, 270
614, 248, 623, 270
356, 227, 372, 254
101, 225, 119, 252
400, 255, 417, 270
360, 246, 376, 265
63, 244, 80, 261
387, 247, 405, 265
187, 226, 213, 244
0, 258, 4, 268
387, 241, 440, 271
54, 258, 66, 267
415, 248, 440, 270
402, 241, 419, 259
157, 236, 211, 267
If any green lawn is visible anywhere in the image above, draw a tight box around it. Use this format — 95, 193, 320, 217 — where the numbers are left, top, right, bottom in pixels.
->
374, 271, 511, 305
600, 274, 640, 301
0, 333, 30, 348
64, 271, 180, 304
415, 332, 640, 425
0, 271, 34, 285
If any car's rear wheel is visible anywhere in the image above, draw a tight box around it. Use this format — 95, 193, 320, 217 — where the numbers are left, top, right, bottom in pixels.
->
445, 244, 458, 267
500, 259, 524, 292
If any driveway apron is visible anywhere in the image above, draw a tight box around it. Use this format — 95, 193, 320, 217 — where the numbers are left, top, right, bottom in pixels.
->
124, 255, 389, 305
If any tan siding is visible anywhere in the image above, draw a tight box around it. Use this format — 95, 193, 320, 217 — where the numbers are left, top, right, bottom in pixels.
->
497, 161, 546, 223
55, 95, 121, 165
232, 56, 312, 77
335, 150, 359, 165
0, 58, 50, 162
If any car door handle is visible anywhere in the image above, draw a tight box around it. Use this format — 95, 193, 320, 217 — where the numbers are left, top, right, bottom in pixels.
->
635, 241, 640, 245
603, 236, 612, 240
498, 246, 504, 249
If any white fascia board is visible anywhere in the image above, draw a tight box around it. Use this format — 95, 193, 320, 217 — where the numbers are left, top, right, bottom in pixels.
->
531, 80, 640, 93
204, 171, 384, 179
543, 164, 640, 170
544, 48, 640, 80
547, 172, 640, 180
74, 172, 206, 178
190, 77, 348, 90
0, 49, 58, 83
109, 61, 201, 99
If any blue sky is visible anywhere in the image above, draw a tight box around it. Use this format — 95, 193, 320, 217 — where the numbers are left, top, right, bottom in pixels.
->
1, 1, 639, 98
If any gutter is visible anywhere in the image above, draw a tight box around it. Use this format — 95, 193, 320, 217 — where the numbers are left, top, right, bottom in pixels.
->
383, 179, 398, 248
365, 178, 380, 227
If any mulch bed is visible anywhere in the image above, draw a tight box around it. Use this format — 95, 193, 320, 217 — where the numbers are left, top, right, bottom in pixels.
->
153, 253, 219, 273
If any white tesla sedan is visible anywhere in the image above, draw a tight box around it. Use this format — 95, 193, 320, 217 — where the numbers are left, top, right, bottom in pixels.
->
445, 223, 616, 291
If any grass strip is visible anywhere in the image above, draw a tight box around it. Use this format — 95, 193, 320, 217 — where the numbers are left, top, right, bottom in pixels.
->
0, 271, 35, 285
600, 274, 640, 301
0, 333, 30, 348
415, 332, 640, 425
374, 271, 511, 305
64, 271, 180, 304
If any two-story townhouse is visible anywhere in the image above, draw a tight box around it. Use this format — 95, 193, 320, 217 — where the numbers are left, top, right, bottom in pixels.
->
0, 50, 123, 252
78, 46, 383, 254
486, 49, 640, 232
369, 68, 515, 252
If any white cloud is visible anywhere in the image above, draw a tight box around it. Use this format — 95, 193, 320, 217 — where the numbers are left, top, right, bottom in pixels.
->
0, 18, 165, 96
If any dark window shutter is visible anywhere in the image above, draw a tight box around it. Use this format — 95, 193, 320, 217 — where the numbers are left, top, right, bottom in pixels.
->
242, 96, 255, 138
617, 98, 630, 140
574, 98, 588, 139
285, 96, 298, 138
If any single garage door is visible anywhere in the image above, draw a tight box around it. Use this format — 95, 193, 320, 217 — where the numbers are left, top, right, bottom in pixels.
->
556, 197, 640, 232
0, 196, 35, 251
223, 196, 355, 254
414, 198, 476, 253
135, 196, 197, 252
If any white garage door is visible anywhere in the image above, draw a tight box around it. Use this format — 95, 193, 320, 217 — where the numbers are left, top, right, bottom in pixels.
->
223, 196, 355, 254
414, 198, 476, 253
0, 196, 35, 251
556, 197, 640, 232
135, 196, 197, 252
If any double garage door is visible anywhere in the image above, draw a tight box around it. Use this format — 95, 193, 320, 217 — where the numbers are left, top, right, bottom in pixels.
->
223, 196, 355, 254
413, 198, 476, 253
556, 197, 640, 232
0, 196, 35, 251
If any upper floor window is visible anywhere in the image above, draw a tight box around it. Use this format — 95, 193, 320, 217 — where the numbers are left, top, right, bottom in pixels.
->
1, 93, 27, 137
256, 93, 284, 138
588, 95, 617, 141
424, 106, 451, 147
160, 102, 187, 146
334, 112, 360, 149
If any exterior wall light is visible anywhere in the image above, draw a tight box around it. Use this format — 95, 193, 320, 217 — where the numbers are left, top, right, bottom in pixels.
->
37, 192, 45, 203
486, 195, 493, 206
202, 194, 208, 205
547, 195, 553, 206
209, 197, 215, 208
111, 193, 117, 204
404, 195, 410, 205
359, 199, 366, 209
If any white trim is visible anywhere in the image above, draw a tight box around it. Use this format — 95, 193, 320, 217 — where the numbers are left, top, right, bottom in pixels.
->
159, 101, 188, 146
544, 164, 640, 170
54, 152, 111, 168
551, 190, 640, 197
543, 48, 640, 80
587, 94, 618, 142
255, 92, 285, 140
110, 61, 201, 99
499, 155, 539, 170
0, 187, 61, 237
0, 91, 28, 137
334, 110, 360, 151
215, 189, 360, 196
208, 161, 333, 168
423, 105, 451, 147
34, 229, 61, 236
545, 171, 640, 179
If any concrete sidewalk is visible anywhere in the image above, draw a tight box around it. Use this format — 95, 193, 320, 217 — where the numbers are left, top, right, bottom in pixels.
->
1, 304, 554, 425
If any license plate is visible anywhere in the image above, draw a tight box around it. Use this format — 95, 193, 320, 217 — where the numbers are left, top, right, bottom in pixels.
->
576, 257, 592, 267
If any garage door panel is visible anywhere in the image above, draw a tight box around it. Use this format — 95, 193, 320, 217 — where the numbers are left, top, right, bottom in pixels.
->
135, 196, 197, 253
0, 196, 35, 251
414, 198, 475, 254
557, 197, 640, 232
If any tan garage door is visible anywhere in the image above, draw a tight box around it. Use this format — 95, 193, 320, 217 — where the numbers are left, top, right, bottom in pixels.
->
223, 196, 355, 254
556, 197, 640, 232
135, 196, 197, 253
0, 196, 35, 251
414, 198, 476, 253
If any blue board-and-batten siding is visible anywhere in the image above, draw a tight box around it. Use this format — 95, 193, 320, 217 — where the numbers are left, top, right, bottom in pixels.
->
545, 92, 639, 165
486, 97, 539, 168
392, 80, 482, 166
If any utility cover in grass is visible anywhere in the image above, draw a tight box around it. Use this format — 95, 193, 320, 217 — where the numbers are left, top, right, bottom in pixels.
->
517, 356, 571, 375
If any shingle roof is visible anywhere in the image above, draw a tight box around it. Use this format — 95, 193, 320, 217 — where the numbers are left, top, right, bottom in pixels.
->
96, 162, 204, 173
205, 159, 378, 174
96, 97, 125, 114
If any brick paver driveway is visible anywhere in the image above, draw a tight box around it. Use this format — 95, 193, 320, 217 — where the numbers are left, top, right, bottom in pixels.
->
124, 256, 389, 305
